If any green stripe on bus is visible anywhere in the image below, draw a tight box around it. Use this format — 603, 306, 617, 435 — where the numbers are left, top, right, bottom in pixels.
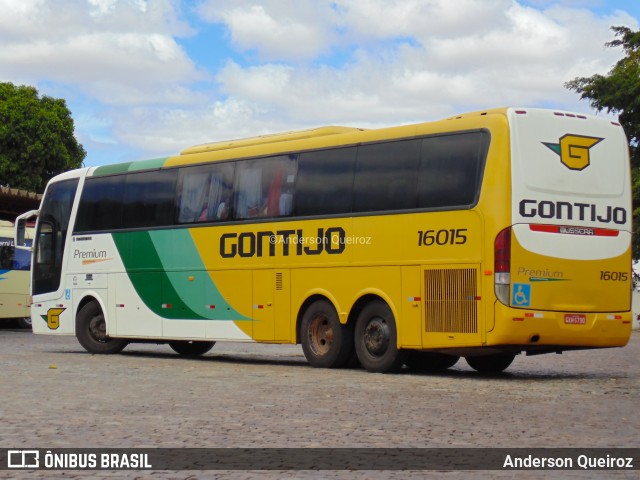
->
148, 229, 249, 321
112, 230, 204, 320
91, 158, 168, 177
112, 230, 249, 321
127, 157, 168, 172
92, 162, 133, 176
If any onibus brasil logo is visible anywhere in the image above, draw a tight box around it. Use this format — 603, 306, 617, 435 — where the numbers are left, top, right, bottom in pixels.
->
542, 134, 604, 171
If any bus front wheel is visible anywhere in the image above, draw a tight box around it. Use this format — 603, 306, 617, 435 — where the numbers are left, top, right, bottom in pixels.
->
355, 300, 407, 373
76, 302, 128, 354
466, 353, 515, 373
301, 299, 354, 368
169, 341, 215, 357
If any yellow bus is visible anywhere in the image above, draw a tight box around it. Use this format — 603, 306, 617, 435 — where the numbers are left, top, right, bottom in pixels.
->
1, 220, 32, 328
16, 107, 633, 372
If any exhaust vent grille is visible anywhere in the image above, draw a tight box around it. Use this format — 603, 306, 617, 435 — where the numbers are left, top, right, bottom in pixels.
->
424, 268, 478, 333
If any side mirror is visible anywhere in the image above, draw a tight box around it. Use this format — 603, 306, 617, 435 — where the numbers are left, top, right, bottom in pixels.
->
15, 210, 39, 251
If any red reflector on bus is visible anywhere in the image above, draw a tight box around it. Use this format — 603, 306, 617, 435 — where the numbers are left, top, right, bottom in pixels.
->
162, 304, 172, 309
515, 110, 527, 115
529, 224, 619, 237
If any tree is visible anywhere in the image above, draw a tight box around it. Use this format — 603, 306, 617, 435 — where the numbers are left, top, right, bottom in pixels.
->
565, 26, 640, 257
0, 82, 86, 192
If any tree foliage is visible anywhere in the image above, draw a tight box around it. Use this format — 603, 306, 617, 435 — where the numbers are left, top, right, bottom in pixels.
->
565, 26, 640, 258
0, 82, 86, 192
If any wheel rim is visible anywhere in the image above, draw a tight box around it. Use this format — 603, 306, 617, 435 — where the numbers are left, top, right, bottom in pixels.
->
308, 314, 333, 356
363, 316, 389, 357
88, 313, 108, 343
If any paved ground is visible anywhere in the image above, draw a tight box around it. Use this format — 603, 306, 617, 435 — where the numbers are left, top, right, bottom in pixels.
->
0, 328, 638, 479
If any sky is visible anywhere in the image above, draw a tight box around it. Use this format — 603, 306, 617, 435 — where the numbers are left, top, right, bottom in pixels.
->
1, 0, 639, 167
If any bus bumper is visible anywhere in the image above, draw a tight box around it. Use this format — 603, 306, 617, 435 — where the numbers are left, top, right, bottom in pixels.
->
488, 301, 632, 349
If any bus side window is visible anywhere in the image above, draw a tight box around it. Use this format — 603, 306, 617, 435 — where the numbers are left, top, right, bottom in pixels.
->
234, 155, 297, 220
353, 139, 420, 213
0, 240, 13, 270
75, 176, 125, 232
13, 242, 31, 270
418, 131, 489, 209
178, 163, 235, 224
123, 170, 177, 229
296, 147, 356, 216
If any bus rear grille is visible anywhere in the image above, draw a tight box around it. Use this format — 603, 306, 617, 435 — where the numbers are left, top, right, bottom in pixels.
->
424, 268, 478, 333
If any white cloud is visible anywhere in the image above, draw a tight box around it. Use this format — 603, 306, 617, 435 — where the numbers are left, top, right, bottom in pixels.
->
110, 0, 639, 160
198, 0, 338, 61
205, 0, 636, 131
0, 0, 203, 106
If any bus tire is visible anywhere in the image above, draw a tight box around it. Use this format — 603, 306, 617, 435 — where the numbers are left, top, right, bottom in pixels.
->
355, 300, 407, 373
300, 299, 354, 368
466, 353, 515, 373
16, 317, 32, 329
76, 302, 128, 354
405, 351, 459, 372
169, 341, 215, 357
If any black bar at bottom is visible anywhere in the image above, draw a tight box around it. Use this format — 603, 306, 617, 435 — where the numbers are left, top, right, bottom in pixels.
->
1, 448, 638, 471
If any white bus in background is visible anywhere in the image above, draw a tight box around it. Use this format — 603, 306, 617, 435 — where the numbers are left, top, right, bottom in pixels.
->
0, 220, 32, 328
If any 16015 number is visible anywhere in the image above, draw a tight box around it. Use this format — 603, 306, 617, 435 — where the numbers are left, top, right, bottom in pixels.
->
599, 271, 628, 281
417, 229, 468, 246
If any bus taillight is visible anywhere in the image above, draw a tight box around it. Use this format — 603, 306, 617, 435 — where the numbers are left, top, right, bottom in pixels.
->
495, 227, 511, 305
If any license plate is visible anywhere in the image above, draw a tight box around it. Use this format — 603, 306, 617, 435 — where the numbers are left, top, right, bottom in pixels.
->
564, 314, 586, 325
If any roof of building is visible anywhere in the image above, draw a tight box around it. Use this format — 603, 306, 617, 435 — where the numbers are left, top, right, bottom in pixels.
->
0, 186, 42, 221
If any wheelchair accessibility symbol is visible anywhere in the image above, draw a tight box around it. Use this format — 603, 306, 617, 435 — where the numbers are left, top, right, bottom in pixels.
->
512, 283, 531, 306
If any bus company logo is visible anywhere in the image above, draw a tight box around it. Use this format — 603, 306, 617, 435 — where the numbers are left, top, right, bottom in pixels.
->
40, 307, 66, 330
542, 134, 604, 171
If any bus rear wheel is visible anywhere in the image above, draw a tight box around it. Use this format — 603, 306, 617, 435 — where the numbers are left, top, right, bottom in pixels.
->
169, 341, 215, 357
405, 351, 459, 372
355, 300, 407, 373
76, 302, 128, 354
301, 299, 354, 368
466, 353, 515, 373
